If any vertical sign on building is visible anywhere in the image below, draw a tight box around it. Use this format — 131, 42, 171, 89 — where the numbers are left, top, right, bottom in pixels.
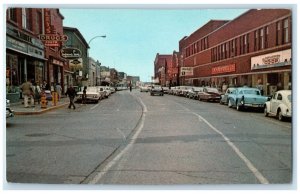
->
44, 9, 51, 34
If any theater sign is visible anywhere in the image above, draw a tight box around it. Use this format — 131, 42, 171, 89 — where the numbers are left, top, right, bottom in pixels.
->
251, 49, 291, 70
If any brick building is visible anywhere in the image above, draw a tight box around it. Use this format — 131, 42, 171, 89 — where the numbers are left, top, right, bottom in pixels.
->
6, 8, 66, 102
154, 53, 173, 86
180, 9, 292, 95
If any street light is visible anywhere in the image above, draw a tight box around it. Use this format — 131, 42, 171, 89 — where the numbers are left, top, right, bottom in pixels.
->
87, 35, 106, 86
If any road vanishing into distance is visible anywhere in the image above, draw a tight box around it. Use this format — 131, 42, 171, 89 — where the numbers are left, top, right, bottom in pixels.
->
6, 89, 292, 186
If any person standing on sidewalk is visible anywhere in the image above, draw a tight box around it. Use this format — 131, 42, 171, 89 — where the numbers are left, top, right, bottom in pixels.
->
65, 85, 77, 109
55, 83, 62, 101
82, 86, 87, 104
20, 79, 34, 108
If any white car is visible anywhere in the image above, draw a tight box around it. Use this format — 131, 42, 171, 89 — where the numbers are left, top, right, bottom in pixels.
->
264, 90, 292, 121
6, 99, 14, 118
140, 85, 149, 92
77, 87, 101, 103
97, 86, 111, 98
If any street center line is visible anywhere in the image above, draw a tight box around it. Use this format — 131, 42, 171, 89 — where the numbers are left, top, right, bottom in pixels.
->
193, 112, 270, 184
88, 95, 147, 184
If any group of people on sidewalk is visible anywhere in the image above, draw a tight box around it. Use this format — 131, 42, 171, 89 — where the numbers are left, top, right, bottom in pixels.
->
20, 79, 63, 108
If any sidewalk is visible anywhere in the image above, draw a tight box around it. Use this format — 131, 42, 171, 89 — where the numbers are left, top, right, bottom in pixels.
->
10, 97, 70, 115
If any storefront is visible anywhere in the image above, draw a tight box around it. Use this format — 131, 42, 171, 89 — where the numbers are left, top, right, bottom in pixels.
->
6, 26, 46, 102
251, 49, 292, 96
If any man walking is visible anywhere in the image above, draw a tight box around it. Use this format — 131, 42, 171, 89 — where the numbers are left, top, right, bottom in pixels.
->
65, 85, 77, 109
20, 79, 34, 108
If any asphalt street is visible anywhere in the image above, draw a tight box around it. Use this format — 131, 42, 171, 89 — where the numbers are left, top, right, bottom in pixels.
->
6, 89, 292, 186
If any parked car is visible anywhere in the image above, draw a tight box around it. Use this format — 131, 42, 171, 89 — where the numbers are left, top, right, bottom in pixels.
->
77, 87, 101, 103
162, 87, 170, 94
97, 86, 111, 98
198, 87, 221, 102
227, 87, 268, 111
110, 87, 116, 93
220, 87, 236, 105
6, 99, 14, 119
96, 86, 106, 99
150, 85, 164, 96
140, 85, 149, 92
187, 87, 203, 99
264, 90, 292, 121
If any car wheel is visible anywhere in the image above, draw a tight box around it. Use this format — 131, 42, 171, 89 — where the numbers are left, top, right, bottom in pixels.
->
236, 102, 242, 111
278, 109, 284, 121
264, 106, 269, 117
228, 99, 232, 108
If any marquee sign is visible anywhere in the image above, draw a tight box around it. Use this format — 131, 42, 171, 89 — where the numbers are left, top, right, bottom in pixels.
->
180, 67, 193, 76
60, 48, 82, 59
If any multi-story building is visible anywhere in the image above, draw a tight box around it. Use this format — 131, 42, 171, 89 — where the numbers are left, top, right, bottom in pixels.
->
154, 53, 173, 86
63, 26, 89, 88
6, 8, 66, 102
180, 9, 292, 95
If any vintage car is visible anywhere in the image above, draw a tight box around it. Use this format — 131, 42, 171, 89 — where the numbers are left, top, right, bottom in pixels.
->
77, 86, 101, 103
162, 87, 170, 94
6, 99, 14, 119
140, 85, 149, 92
227, 87, 268, 111
150, 85, 164, 96
198, 87, 221, 102
220, 87, 236, 105
187, 87, 203, 99
264, 90, 292, 121
97, 86, 111, 98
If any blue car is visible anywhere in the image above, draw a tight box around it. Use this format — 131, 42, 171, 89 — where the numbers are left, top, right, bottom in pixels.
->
227, 87, 268, 111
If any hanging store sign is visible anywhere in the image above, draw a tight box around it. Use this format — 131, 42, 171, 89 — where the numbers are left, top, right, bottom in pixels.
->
60, 48, 82, 59
211, 63, 236, 75
180, 67, 193, 76
69, 58, 83, 70
251, 49, 291, 70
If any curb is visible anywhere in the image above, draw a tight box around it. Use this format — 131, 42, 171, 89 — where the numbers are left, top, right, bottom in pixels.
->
14, 103, 69, 115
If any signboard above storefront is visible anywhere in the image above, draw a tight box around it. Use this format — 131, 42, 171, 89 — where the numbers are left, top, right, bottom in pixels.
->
180, 67, 193, 76
251, 49, 291, 70
211, 64, 236, 75
69, 58, 83, 70
60, 48, 82, 59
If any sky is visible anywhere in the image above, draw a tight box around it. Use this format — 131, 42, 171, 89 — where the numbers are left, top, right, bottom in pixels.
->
60, 8, 248, 82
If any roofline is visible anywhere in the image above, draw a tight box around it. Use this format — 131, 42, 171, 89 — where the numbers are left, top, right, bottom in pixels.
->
63, 26, 90, 48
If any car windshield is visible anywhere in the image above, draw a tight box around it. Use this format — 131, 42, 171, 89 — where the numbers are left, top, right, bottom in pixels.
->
243, 89, 260, 95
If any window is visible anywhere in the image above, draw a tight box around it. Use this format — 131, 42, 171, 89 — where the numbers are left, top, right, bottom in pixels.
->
276, 22, 281, 45
260, 28, 264, 49
244, 34, 249, 53
22, 8, 32, 31
265, 27, 269, 49
254, 30, 258, 51
36, 11, 43, 34
283, 18, 289, 43
277, 93, 283, 101
8, 8, 17, 22
222, 44, 225, 59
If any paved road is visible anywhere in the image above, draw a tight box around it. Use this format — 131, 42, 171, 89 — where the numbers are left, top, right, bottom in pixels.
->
6, 89, 292, 185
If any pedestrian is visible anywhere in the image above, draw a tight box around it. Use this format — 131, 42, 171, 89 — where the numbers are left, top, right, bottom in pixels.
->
42, 80, 50, 91
20, 79, 34, 108
33, 81, 41, 105
129, 84, 132, 92
55, 83, 62, 101
82, 86, 87, 104
65, 85, 77, 109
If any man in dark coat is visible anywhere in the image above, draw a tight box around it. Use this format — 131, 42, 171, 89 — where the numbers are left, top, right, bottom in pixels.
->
65, 85, 77, 109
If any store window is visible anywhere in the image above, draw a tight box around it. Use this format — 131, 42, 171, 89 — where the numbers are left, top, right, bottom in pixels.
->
6, 54, 19, 93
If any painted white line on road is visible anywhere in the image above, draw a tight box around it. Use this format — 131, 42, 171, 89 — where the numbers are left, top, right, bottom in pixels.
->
193, 112, 270, 184
90, 103, 100, 110
116, 128, 126, 140
88, 95, 147, 184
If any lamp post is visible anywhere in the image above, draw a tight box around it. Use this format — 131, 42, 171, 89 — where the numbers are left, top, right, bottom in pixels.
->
87, 35, 106, 86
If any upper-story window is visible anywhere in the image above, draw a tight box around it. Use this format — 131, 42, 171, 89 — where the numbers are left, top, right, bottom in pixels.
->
244, 34, 249, 53
22, 8, 32, 31
36, 10, 43, 34
260, 28, 264, 50
283, 18, 289, 43
8, 8, 17, 23
276, 22, 281, 46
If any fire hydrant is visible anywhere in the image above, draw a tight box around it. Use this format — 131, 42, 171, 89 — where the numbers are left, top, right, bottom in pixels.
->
40, 92, 47, 108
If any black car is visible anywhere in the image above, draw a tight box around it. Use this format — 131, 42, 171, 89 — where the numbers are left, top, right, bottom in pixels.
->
150, 85, 164, 96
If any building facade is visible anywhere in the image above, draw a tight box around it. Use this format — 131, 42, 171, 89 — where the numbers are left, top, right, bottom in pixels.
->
180, 9, 292, 95
6, 8, 67, 102
154, 53, 173, 86
63, 26, 89, 88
